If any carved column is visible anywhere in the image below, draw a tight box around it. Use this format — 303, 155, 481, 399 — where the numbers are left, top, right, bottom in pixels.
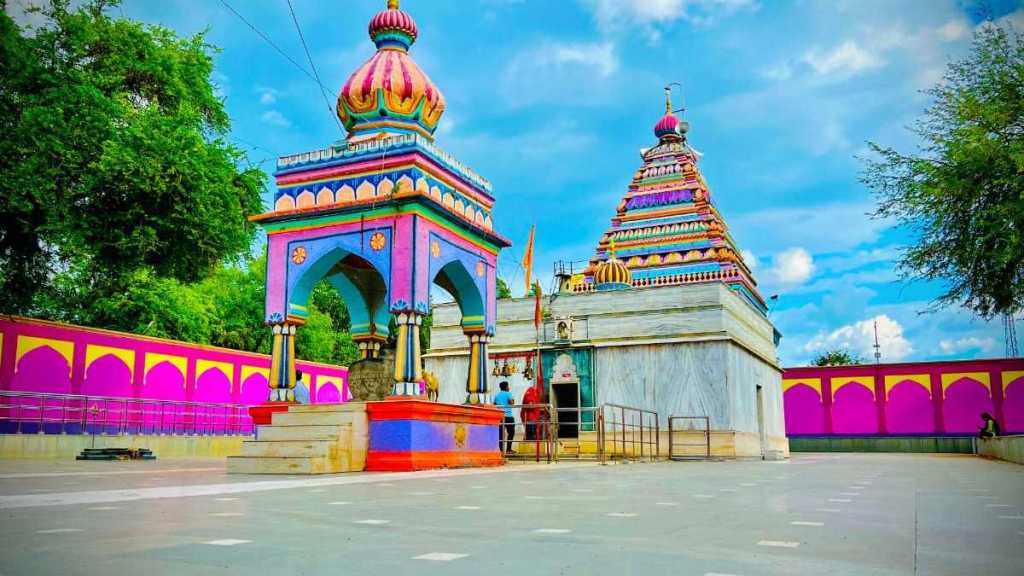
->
391, 312, 424, 396
268, 323, 298, 402
354, 336, 385, 360
465, 333, 491, 405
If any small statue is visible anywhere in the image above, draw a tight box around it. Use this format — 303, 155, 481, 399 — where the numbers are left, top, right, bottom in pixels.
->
423, 370, 440, 402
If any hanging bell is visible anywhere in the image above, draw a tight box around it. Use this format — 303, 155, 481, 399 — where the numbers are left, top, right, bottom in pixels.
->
492, 360, 501, 377
501, 359, 511, 377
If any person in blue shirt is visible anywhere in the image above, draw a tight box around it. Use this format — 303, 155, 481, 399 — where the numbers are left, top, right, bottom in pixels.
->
494, 381, 516, 455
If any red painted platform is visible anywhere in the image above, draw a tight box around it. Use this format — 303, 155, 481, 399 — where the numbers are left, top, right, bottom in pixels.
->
248, 401, 293, 426
365, 398, 504, 471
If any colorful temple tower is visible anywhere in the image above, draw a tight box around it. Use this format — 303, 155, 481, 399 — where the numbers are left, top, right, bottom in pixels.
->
579, 89, 766, 314
250, 0, 509, 403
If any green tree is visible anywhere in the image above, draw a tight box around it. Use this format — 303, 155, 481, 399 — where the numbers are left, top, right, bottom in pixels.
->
496, 277, 512, 299
811, 348, 864, 367
862, 23, 1024, 319
0, 0, 264, 313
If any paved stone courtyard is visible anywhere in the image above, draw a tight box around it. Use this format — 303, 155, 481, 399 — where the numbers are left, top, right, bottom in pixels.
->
0, 453, 1021, 575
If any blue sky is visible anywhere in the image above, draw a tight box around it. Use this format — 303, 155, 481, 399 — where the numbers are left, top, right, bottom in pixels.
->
11, 0, 1022, 365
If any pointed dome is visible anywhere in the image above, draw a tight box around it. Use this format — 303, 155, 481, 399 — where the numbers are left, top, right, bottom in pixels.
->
336, 0, 445, 140
653, 87, 687, 141
594, 239, 632, 291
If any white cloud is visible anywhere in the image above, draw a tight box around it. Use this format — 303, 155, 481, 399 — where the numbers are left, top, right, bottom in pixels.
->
803, 41, 884, 77
804, 314, 913, 361
730, 202, 889, 255
769, 247, 814, 285
260, 110, 291, 128
500, 41, 618, 108
938, 19, 969, 42
259, 92, 276, 105
939, 336, 996, 355
740, 249, 758, 270
585, 0, 757, 37
436, 115, 456, 138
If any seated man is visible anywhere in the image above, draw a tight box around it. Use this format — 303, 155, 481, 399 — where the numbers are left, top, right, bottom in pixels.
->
978, 412, 1000, 438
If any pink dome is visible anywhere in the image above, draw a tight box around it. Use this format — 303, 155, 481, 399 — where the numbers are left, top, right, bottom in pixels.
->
654, 113, 679, 138
368, 1, 418, 49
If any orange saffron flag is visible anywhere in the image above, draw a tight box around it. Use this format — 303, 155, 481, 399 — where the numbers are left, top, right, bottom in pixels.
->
522, 225, 535, 295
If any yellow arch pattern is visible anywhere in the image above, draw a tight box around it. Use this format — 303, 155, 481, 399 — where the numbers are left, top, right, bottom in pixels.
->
782, 378, 822, 398
940, 372, 990, 398
1002, 370, 1024, 393
240, 365, 270, 384
884, 374, 931, 400
84, 345, 135, 380
15, 336, 74, 375
196, 359, 234, 385
144, 353, 188, 385
0, 333, 4, 370
316, 375, 344, 399
831, 376, 875, 400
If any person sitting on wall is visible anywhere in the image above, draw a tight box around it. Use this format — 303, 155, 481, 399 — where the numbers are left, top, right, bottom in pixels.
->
978, 412, 1000, 439
294, 370, 310, 404
494, 381, 516, 455
521, 384, 542, 441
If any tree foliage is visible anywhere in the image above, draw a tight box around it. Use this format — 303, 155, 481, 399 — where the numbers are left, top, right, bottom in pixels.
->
811, 348, 864, 367
862, 23, 1024, 319
0, 0, 264, 312
496, 277, 512, 299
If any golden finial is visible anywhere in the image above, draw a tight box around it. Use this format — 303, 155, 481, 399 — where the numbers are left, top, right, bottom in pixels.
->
664, 86, 672, 114
387, 0, 399, 9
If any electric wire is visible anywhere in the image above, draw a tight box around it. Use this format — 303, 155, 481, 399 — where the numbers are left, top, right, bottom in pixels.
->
284, 0, 345, 134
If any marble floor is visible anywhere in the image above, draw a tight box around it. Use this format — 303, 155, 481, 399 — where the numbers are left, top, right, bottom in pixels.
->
0, 453, 1021, 575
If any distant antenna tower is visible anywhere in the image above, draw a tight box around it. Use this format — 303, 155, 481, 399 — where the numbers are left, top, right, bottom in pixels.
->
1005, 313, 1019, 357
873, 320, 882, 364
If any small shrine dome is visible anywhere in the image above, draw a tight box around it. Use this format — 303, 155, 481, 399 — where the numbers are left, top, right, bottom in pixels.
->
653, 87, 688, 141
594, 240, 632, 291
336, 0, 446, 140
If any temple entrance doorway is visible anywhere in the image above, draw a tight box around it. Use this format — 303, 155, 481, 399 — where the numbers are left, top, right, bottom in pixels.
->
552, 381, 581, 439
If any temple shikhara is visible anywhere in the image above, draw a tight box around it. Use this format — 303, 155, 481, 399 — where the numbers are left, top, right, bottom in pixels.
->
427, 86, 787, 459
580, 90, 766, 315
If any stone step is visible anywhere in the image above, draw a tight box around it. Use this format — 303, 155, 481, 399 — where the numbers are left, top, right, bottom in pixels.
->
288, 402, 366, 414
240, 439, 336, 458
273, 411, 364, 427
226, 455, 337, 475
257, 424, 348, 442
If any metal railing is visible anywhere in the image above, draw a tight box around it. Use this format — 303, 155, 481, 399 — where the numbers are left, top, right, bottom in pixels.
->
600, 403, 660, 462
0, 391, 254, 436
668, 415, 711, 460
498, 403, 557, 463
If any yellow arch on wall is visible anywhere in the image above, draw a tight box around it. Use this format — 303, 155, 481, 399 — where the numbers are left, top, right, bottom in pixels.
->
240, 365, 270, 383
316, 187, 335, 206
1002, 370, 1024, 393
356, 180, 375, 200
377, 178, 394, 197
296, 190, 316, 209
396, 175, 414, 193
275, 195, 295, 211
940, 372, 990, 398
0, 332, 4, 370
84, 345, 135, 381
831, 376, 874, 400
144, 353, 188, 385
884, 374, 931, 399
196, 359, 234, 386
15, 335, 74, 375
415, 177, 429, 195
316, 375, 344, 398
782, 378, 822, 397
337, 185, 356, 203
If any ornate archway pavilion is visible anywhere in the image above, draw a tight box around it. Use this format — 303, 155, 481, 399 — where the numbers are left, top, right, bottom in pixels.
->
248, 0, 510, 404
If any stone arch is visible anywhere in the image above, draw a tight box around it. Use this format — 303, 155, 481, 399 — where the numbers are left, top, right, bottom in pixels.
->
831, 381, 878, 434
942, 378, 992, 433
289, 245, 390, 340
886, 379, 934, 434
1003, 376, 1024, 433
432, 259, 486, 333
296, 190, 316, 209
783, 383, 824, 434
82, 354, 133, 398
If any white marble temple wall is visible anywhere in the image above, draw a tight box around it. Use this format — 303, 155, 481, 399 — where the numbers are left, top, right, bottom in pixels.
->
726, 345, 785, 436
594, 342, 730, 429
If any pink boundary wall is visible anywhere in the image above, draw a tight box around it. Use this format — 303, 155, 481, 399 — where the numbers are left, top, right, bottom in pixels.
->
782, 358, 1024, 436
0, 316, 349, 406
